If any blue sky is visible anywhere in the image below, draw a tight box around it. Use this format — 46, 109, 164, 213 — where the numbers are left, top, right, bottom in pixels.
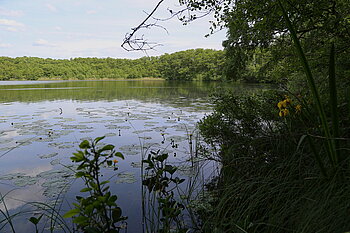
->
0, 0, 226, 59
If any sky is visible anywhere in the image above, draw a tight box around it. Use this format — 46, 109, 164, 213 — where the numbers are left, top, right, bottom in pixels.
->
0, 0, 227, 59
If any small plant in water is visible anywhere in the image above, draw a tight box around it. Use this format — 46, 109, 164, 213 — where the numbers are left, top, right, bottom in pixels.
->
142, 150, 187, 233
64, 136, 127, 233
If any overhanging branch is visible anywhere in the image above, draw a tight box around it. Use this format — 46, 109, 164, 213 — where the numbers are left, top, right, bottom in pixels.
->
121, 0, 166, 51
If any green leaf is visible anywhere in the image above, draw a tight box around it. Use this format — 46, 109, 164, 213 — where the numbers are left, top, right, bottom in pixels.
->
296, 135, 308, 151
89, 181, 98, 190
98, 144, 114, 153
63, 208, 80, 218
328, 43, 340, 162
79, 140, 91, 149
85, 204, 94, 215
71, 151, 85, 162
94, 136, 105, 144
92, 200, 101, 208
80, 187, 92, 192
112, 207, 122, 222
155, 153, 168, 162
73, 215, 89, 225
108, 195, 118, 205
29, 214, 43, 225
115, 152, 124, 159
164, 165, 177, 175
75, 171, 86, 178
100, 180, 110, 185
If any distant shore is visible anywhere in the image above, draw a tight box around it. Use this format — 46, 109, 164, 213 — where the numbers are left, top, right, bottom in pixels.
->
0, 77, 165, 82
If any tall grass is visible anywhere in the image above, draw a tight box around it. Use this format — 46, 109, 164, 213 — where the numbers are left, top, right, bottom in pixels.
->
277, 0, 342, 175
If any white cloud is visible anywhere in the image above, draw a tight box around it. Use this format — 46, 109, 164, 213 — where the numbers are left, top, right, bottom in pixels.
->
86, 10, 97, 15
0, 18, 24, 27
33, 39, 58, 47
0, 43, 12, 48
5, 27, 19, 32
46, 3, 58, 12
60, 39, 119, 51
49, 39, 122, 57
54, 26, 62, 31
0, 8, 23, 17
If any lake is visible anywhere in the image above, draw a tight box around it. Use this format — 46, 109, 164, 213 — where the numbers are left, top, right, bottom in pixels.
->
0, 80, 266, 232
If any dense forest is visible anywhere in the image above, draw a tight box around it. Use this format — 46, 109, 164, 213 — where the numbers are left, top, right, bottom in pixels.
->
0, 46, 299, 83
0, 49, 226, 81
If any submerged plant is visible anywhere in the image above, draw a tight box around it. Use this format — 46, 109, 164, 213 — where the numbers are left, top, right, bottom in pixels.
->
64, 136, 127, 233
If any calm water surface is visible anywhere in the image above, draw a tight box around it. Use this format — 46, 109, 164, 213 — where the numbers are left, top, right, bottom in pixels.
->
0, 80, 266, 232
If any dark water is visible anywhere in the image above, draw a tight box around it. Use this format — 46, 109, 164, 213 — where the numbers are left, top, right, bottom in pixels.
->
0, 80, 267, 232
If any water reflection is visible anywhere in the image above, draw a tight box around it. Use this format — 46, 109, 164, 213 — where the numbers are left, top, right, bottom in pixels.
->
0, 80, 269, 232
0, 184, 45, 211
0, 80, 268, 103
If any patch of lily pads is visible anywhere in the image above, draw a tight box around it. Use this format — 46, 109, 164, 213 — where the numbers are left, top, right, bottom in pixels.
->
0, 173, 38, 187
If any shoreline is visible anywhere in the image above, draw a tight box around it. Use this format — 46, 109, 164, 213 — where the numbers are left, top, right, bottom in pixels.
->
0, 77, 165, 82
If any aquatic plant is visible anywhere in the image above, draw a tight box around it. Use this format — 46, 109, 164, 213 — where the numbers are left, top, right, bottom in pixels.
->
64, 136, 127, 232
142, 150, 187, 233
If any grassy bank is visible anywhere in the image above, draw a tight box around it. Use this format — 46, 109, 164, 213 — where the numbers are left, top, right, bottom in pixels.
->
195, 3, 350, 231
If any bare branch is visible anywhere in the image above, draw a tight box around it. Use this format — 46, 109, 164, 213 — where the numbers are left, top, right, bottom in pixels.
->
121, 0, 166, 52
121, 0, 223, 52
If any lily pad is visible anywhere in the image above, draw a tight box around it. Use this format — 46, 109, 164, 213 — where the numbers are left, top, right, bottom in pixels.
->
105, 133, 117, 137
138, 136, 152, 140
39, 152, 58, 159
50, 159, 61, 166
130, 162, 142, 168
0, 138, 13, 144
116, 172, 137, 184
167, 135, 188, 142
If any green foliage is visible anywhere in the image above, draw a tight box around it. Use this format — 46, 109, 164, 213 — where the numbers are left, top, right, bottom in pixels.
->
199, 86, 350, 232
196, 2, 350, 228
65, 136, 126, 232
158, 49, 225, 81
0, 56, 159, 80
178, 0, 350, 84
0, 49, 225, 81
142, 150, 187, 233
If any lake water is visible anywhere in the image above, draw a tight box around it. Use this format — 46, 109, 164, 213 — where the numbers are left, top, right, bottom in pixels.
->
0, 80, 266, 232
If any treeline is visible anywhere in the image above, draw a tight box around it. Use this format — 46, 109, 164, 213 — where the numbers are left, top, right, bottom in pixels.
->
0, 49, 225, 81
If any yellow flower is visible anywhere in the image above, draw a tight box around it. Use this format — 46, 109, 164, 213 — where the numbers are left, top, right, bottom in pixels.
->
277, 100, 287, 109
285, 98, 292, 105
277, 101, 284, 109
279, 109, 289, 117
113, 159, 118, 164
295, 104, 302, 113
